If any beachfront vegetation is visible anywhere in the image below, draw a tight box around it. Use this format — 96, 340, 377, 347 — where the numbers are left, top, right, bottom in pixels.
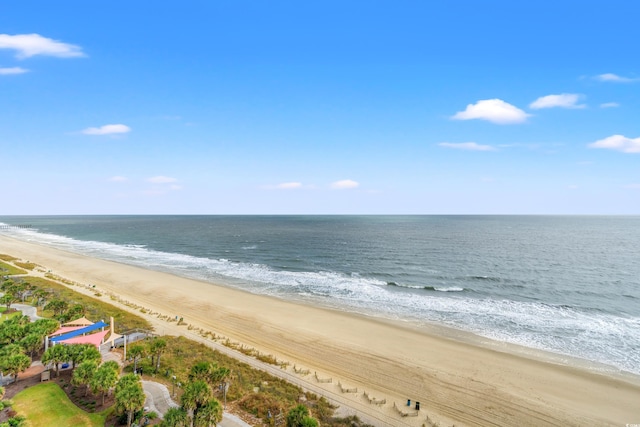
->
114, 374, 145, 427
0, 256, 374, 427
10, 276, 151, 331
286, 404, 319, 427
11, 382, 108, 427
72, 360, 98, 396
136, 335, 367, 426
11, 262, 35, 272
91, 362, 119, 406
0, 314, 60, 383
0, 260, 26, 276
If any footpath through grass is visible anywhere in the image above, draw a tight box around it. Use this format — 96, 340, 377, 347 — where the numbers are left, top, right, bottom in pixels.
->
12, 382, 109, 427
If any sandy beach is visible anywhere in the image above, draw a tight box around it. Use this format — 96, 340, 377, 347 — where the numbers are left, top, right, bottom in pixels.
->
2, 233, 639, 427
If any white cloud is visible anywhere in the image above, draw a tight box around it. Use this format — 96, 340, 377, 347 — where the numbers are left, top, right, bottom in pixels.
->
594, 73, 639, 83
529, 93, 585, 110
624, 183, 640, 189
108, 176, 128, 182
600, 102, 620, 108
331, 179, 359, 190
147, 176, 178, 184
588, 135, 640, 153
438, 142, 496, 151
0, 66, 29, 75
81, 124, 131, 135
276, 182, 303, 190
452, 99, 530, 124
0, 33, 85, 59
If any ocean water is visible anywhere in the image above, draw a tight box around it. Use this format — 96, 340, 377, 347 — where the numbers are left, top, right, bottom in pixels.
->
1, 215, 639, 376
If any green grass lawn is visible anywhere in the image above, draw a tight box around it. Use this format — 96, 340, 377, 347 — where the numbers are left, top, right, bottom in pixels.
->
12, 382, 110, 427
0, 307, 21, 322
0, 260, 27, 276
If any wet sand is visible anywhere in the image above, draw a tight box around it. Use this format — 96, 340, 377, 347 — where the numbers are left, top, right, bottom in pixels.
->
2, 234, 639, 426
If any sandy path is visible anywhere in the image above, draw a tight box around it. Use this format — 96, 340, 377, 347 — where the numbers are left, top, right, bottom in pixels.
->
2, 234, 639, 426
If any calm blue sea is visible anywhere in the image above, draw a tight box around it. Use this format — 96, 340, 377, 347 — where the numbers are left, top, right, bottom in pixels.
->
1, 215, 639, 376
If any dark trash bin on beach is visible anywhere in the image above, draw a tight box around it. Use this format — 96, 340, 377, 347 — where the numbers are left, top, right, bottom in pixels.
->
415, 401, 420, 410
406, 399, 411, 406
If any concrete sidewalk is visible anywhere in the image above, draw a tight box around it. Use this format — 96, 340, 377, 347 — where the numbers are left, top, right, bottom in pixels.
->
9, 303, 41, 321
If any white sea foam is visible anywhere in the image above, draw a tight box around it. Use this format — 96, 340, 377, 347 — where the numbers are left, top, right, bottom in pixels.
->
2, 223, 639, 376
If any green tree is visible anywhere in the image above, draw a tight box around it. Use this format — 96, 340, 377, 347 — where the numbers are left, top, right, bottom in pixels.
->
149, 337, 167, 373
2, 353, 31, 384
189, 362, 230, 392
62, 304, 85, 322
115, 374, 146, 427
286, 405, 318, 427
161, 407, 189, 427
19, 333, 42, 357
115, 371, 139, 393
41, 344, 69, 377
0, 323, 24, 345
32, 288, 50, 307
194, 399, 223, 427
24, 318, 59, 337
181, 380, 212, 427
101, 360, 120, 374
0, 294, 16, 312
43, 300, 68, 317
72, 360, 97, 396
68, 344, 101, 369
91, 362, 119, 405
128, 343, 146, 374
188, 362, 213, 383
0, 281, 22, 310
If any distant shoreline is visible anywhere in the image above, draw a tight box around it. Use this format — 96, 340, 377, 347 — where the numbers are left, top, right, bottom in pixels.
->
2, 232, 640, 426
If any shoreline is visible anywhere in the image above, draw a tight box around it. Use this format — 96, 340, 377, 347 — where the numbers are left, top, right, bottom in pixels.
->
2, 233, 639, 426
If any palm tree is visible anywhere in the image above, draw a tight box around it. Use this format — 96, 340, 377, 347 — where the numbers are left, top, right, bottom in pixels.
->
115, 372, 139, 394
286, 404, 318, 427
149, 337, 167, 373
0, 344, 23, 384
194, 399, 223, 427
68, 344, 101, 369
115, 374, 146, 427
91, 362, 119, 405
41, 344, 69, 377
161, 407, 189, 427
0, 322, 24, 345
25, 318, 59, 338
128, 343, 146, 374
72, 360, 97, 396
189, 362, 230, 398
19, 333, 42, 357
181, 380, 212, 427
189, 362, 213, 382
43, 299, 68, 317
3, 353, 31, 384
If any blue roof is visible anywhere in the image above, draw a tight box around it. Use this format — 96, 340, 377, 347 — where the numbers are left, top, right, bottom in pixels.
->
50, 321, 109, 342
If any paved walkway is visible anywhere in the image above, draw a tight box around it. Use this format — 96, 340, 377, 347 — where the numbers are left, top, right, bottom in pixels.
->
141, 380, 252, 427
8, 303, 41, 321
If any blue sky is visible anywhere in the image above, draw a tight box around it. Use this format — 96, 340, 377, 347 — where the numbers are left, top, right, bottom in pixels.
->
1, 1, 638, 214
